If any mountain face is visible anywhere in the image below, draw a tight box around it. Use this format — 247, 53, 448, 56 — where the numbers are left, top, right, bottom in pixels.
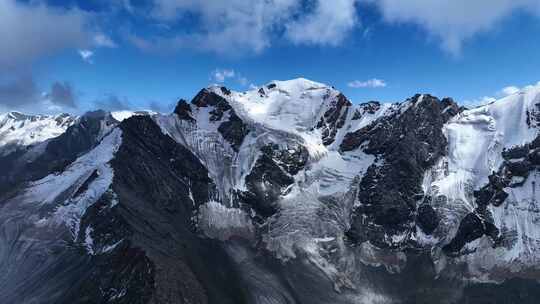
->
1, 78, 540, 303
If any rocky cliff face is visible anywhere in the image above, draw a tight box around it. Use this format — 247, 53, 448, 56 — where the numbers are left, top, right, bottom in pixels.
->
344, 94, 461, 248
1, 79, 540, 303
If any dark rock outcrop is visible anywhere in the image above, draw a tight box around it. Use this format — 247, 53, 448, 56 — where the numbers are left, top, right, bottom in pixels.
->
444, 135, 540, 255
218, 112, 250, 152
443, 211, 500, 255
174, 99, 195, 122
239, 143, 308, 218
417, 203, 440, 235
526, 102, 540, 128
191, 88, 250, 151
316, 93, 352, 145
345, 95, 460, 247
352, 101, 381, 120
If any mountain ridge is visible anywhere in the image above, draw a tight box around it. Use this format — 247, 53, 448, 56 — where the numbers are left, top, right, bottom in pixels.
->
1, 78, 540, 303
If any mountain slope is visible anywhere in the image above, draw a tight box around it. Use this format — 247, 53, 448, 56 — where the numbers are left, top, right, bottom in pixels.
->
1, 79, 539, 303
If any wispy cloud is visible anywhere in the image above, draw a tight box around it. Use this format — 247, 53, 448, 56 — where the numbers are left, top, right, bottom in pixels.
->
348, 78, 387, 88
210, 68, 251, 87
211, 69, 235, 83
93, 33, 117, 48
78, 49, 94, 64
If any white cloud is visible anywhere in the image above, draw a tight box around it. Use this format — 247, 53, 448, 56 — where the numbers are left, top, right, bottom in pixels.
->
148, 0, 298, 53
348, 78, 387, 88
93, 33, 117, 48
211, 69, 236, 83
0, 0, 92, 71
78, 49, 94, 64
210, 69, 251, 86
286, 0, 358, 46
130, 0, 360, 54
366, 0, 540, 55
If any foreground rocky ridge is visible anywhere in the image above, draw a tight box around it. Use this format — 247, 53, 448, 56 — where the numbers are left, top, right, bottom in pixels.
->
1, 79, 540, 303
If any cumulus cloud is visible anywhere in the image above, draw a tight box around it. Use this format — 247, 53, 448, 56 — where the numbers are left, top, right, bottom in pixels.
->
142, 0, 297, 53
365, 0, 540, 55
129, 0, 360, 54
286, 0, 358, 46
0, 0, 92, 71
348, 78, 387, 88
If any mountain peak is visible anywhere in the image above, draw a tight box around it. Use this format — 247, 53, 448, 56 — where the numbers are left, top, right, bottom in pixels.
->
264, 78, 330, 91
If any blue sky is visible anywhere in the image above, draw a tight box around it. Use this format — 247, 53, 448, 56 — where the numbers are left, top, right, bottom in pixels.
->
1, 0, 540, 114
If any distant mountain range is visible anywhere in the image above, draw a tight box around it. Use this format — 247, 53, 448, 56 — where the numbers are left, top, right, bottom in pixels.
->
1, 78, 539, 303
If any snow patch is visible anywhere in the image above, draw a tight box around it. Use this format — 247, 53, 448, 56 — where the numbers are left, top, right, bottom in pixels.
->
111, 110, 156, 122
24, 128, 123, 236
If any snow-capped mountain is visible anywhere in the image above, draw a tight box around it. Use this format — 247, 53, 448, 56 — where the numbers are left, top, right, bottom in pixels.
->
0, 111, 75, 156
1, 78, 539, 303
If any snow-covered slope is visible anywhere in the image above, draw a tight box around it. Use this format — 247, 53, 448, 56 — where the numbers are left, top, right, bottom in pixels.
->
422, 83, 540, 281
111, 110, 156, 122
0, 111, 74, 156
